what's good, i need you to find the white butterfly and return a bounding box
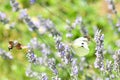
[72,37,89,57]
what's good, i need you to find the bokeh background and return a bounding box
[0,0,120,80]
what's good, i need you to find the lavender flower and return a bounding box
[38,16,54,30]
[19,9,28,19]
[75,16,88,37]
[94,30,104,71]
[24,17,38,31]
[26,64,38,77]
[65,17,82,38]
[105,60,113,73]
[30,0,36,4]
[66,17,82,31]
[26,46,47,66]
[106,0,117,14]
[28,37,51,56]
[19,9,38,31]
[40,43,51,56]
[47,58,58,75]
[0,48,13,59]
[54,35,72,64]
[65,19,73,32]
[26,38,58,77]
[38,16,61,37]
[80,23,88,37]
[40,73,48,80]
[0,12,6,20]
[70,58,78,77]
[113,49,120,72]
[66,32,73,38]
[30,37,40,49]
[72,16,82,28]
[32,18,47,35]
[26,49,37,64]
[26,64,48,80]
[65,16,88,39]
[0,12,9,24]
[10,0,20,12]
[52,76,61,80]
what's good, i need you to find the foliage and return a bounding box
[0,0,120,80]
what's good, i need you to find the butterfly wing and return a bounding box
[72,46,89,57]
[15,43,22,50]
[8,41,14,50]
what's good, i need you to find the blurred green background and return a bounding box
[0,0,120,80]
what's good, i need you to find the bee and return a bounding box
[8,40,22,51]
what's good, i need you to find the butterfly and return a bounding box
[71,37,90,57]
[8,40,22,51]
